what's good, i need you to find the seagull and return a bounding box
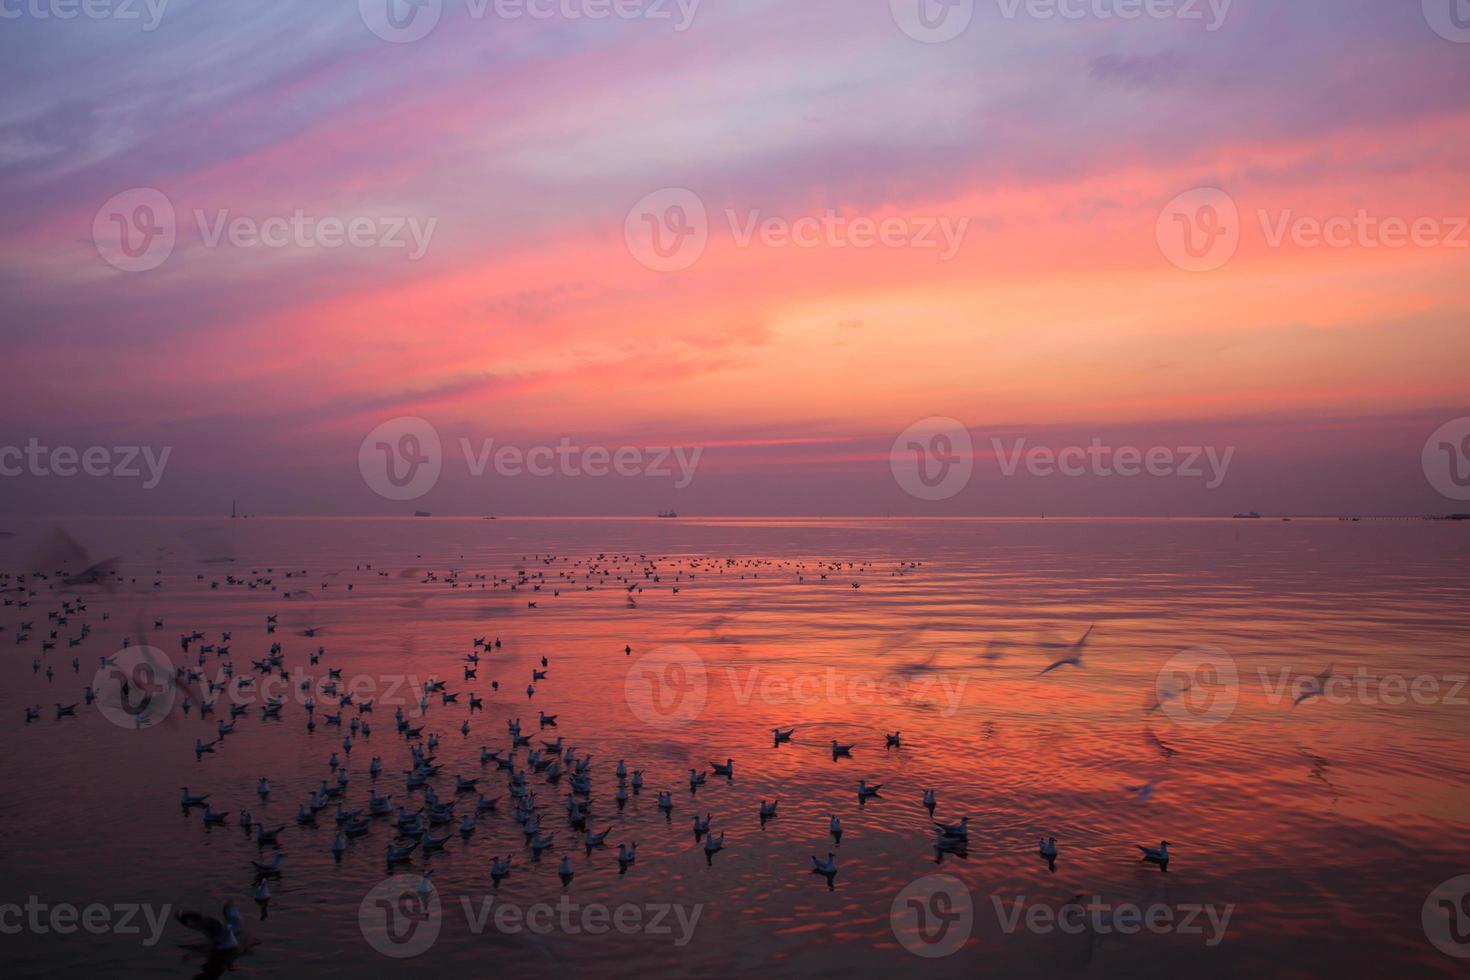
[934,816,968,836]
[1125,780,1160,803]
[558,855,575,887]
[1294,664,1335,707]
[251,854,284,875]
[759,799,778,822]
[922,789,936,815]
[711,758,734,777]
[829,814,842,844]
[1138,840,1170,871]
[885,731,901,749]
[180,787,210,807]
[857,780,882,801]
[772,727,795,745]
[811,852,837,875]
[386,840,419,864]
[979,638,1011,664]
[1038,625,1094,675]
[831,740,854,759]
[1040,835,1058,870]
[175,909,239,952]
[1144,675,1193,714]
[490,855,512,886]
[617,842,637,871]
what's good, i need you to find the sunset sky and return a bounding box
[1,0,1467,516]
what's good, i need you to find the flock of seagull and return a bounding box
[5,533,1178,962]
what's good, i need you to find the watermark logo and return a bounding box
[1423,0,1470,43]
[94,188,176,273]
[0,0,169,30]
[891,0,974,43]
[624,645,707,726]
[991,894,1233,945]
[1257,666,1468,708]
[193,209,437,259]
[727,209,968,259]
[94,645,177,730]
[0,898,171,946]
[996,0,1231,31]
[0,440,172,489]
[360,875,442,958]
[460,437,701,488]
[725,665,967,717]
[1258,210,1468,251]
[992,437,1234,488]
[360,417,443,501]
[625,188,708,272]
[1158,187,1239,272]
[460,896,702,942]
[1424,875,1470,958]
[360,0,442,42]
[1423,417,1470,501]
[626,190,968,269]
[891,875,973,957]
[95,190,437,272]
[1154,645,1239,728]
[891,417,973,501]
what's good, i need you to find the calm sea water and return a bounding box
[1,517,1467,978]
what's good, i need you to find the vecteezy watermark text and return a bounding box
[460,438,701,487]
[0,0,169,29]
[889,418,1236,502]
[359,417,702,501]
[623,645,968,727]
[0,439,170,489]
[890,0,1232,44]
[991,894,1234,946]
[358,0,701,43]
[0,897,171,947]
[460,896,701,944]
[93,188,437,273]
[1158,187,1469,272]
[624,188,970,272]
[359,876,701,958]
[1155,645,1470,729]
[993,438,1233,488]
